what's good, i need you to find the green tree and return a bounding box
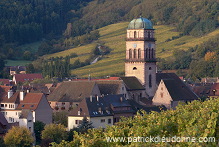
[4,126,34,147]
[34,121,46,145]
[26,63,35,74]
[93,45,101,55]
[42,124,67,144]
[53,111,68,127]
[23,51,32,60]
[77,117,93,133]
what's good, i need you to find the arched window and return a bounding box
[148,32,150,38]
[129,49,132,59]
[148,49,151,59]
[146,48,148,59]
[134,49,137,58]
[138,49,141,59]
[151,48,154,58]
[149,75,152,88]
[134,31,137,38]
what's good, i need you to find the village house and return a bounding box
[13,73,43,85]
[67,94,164,130]
[47,81,101,111]
[103,94,135,123]
[0,86,52,132]
[95,80,129,97]
[68,96,113,130]
[5,66,26,76]
[153,73,199,109]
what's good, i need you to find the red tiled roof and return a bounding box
[0,86,15,103]
[14,74,43,83]
[16,93,44,110]
[71,77,120,81]
[0,79,10,85]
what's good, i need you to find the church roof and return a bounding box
[162,79,198,101]
[156,73,199,101]
[128,17,153,30]
[96,80,123,95]
[120,77,145,90]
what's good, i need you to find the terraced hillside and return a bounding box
[46,22,219,78]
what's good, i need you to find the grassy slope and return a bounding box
[46,22,219,78]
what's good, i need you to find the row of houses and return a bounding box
[0,85,52,134]
[1,73,219,135]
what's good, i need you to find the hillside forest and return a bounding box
[0,0,218,80]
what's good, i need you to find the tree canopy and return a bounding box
[42,124,68,144]
[4,126,34,147]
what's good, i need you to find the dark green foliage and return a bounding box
[26,63,35,74]
[0,0,92,45]
[0,136,6,147]
[93,46,101,55]
[52,98,219,146]
[71,59,81,69]
[52,111,68,127]
[77,117,93,134]
[34,121,46,145]
[42,124,67,144]
[42,56,71,79]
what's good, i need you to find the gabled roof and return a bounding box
[96,80,123,95]
[120,77,145,90]
[156,73,180,85]
[156,73,199,101]
[0,86,20,103]
[14,73,43,83]
[69,97,113,117]
[162,79,198,101]
[16,93,44,110]
[47,81,98,102]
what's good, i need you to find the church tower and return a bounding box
[125,17,157,97]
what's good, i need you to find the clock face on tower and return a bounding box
[132,43,137,48]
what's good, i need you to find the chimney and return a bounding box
[97,96,99,102]
[90,95,92,102]
[20,91,25,101]
[8,90,13,99]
